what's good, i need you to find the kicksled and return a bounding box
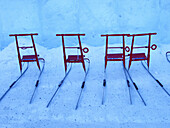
[0,32,169,109]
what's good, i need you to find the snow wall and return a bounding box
[0,0,170,49]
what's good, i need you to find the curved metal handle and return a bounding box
[82,47,89,53]
[166,51,170,63]
[151,44,157,50]
[125,46,130,52]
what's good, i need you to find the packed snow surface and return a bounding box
[0,39,170,127]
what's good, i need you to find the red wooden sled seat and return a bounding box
[67,55,85,62]
[130,53,147,61]
[107,53,124,61]
[22,55,39,62]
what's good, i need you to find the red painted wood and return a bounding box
[78,35,86,72]
[128,33,157,36]
[56,34,85,36]
[62,36,67,72]
[9,33,38,36]
[15,36,22,72]
[101,34,130,37]
[31,35,40,70]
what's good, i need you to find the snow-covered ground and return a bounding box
[0,39,170,128]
